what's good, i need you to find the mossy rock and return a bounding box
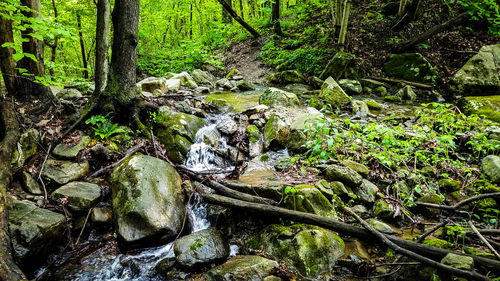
[259,87,300,107]
[309,97,325,109]
[384,53,439,86]
[247,125,261,143]
[417,194,444,217]
[463,246,496,258]
[365,99,383,110]
[438,178,461,191]
[205,255,278,281]
[373,200,395,221]
[384,95,402,102]
[263,114,290,149]
[341,160,369,178]
[283,184,337,219]
[423,239,453,249]
[320,51,356,81]
[457,96,500,123]
[319,77,351,108]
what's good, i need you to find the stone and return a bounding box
[352,100,370,116]
[52,135,90,160]
[191,69,216,87]
[486,126,500,141]
[42,159,89,185]
[11,128,40,172]
[287,109,322,152]
[8,198,66,266]
[438,178,461,191]
[246,224,344,278]
[274,156,292,171]
[172,72,198,89]
[247,125,261,143]
[209,98,235,112]
[281,70,306,84]
[458,96,500,122]
[137,77,167,94]
[319,77,351,108]
[365,99,383,110]
[165,78,181,92]
[226,68,240,79]
[236,80,255,91]
[366,218,397,234]
[441,253,474,271]
[259,87,300,107]
[350,204,369,218]
[310,76,324,89]
[205,255,278,281]
[356,179,379,203]
[338,79,362,95]
[217,117,238,135]
[91,207,113,223]
[265,72,282,84]
[395,85,417,101]
[417,194,444,216]
[196,86,210,94]
[342,160,369,178]
[284,185,336,219]
[314,180,334,199]
[51,182,101,211]
[216,78,234,90]
[374,86,388,96]
[55,88,82,100]
[284,83,312,95]
[242,104,268,116]
[331,181,351,196]
[154,106,204,163]
[384,53,439,86]
[111,155,186,243]
[263,114,290,149]
[202,127,220,147]
[423,239,453,249]
[21,171,43,195]
[174,227,229,269]
[373,200,395,220]
[450,44,500,96]
[360,78,387,89]
[326,164,362,188]
[320,51,356,80]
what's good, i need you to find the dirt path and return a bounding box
[223,37,272,84]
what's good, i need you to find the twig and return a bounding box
[468,221,500,260]
[87,141,144,179]
[38,144,52,203]
[75,208,93,246]
[416,220,449,243]
[416,192,500,211]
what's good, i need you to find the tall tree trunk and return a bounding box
[239,0,244,20]
[190,3,193,39]
[0,6,17,95]
[47,0,58,77]
[271,0,283,36]
[94,0,110,95]
[222,0,232,23]
[338,0,350,51]
[216,0,260,38]
[335,0,343,36]
[77,14,89,79]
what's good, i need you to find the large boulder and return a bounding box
[165,78,181,92]
[319,77,351,108]
[137,77,167,94]
[205,255,278,281]
[286,109,322,152]
[450,44,500,96]
[171,72,198,89]
[246,224,345,278]
[174,227,229,269]
[8,199,66,267]
[259,87,300,107]
[191,69,216,87]
[283,185,337,218]
[441,253,474,271]
[111,155,186,243]
[51,181,101,211]
[356,179,380,203]
[11,128,40,173]
[320,51,356,80]
[384,53,439,86]
[482,155,500,184]
[263,114,290,149]
[42,159,89,185]
[154,106,204,163]
[326,164,363,188]
[281,70,306,84]
[458,95,500,122]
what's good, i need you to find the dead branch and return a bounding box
[468,221,500,260]
[367,76,433,89]
[86,141,144,179]
[416,192,500,211]
[416,220,449,243]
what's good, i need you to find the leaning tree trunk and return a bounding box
[222,0,232,23]
[271,0,283,36]
[94,0,110,95]
[0,4,17,95]
[216,0,260,38]
[77,14,89,79]
[337,0,351,51]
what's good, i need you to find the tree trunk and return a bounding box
[77,14,89,79]
[216,0,260,38]
[222,0,232,23]
[337,0,350,51]
[271,0,283,36]
[239,0,244,20]
[0,100,26,281]
[0,5,17,96]
[94,0,110,95]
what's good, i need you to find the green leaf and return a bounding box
[12,52,24,62]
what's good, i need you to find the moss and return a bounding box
[226,68,239,79]
[384,53,439,86]
[260,154,270,162]
[206,92,261,112]
[463,246,496,258]
[474,198,497,208]
[423,239,453,249]
[365,99,383,110]
[308,97,324,109]
[384,95,402,102]
[374,86,387,97]
[247,125,260,143]
[438,178,461,191]
[458,96,500,122]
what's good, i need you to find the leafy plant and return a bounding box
[85,115,125,141]
[447,0,500,35]
[283,186,305,211]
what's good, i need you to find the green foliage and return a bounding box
[447,0,500,35]
[283,186,305,211]
[85,115,126,141]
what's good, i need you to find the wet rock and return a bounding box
[482,155,500,184]
[384,53,439,86]
[42,159,89,185]
[172,72,198,89]
[339,79,362,95]
[441,253,474,271]
[284,83,312,95]
[450,44,499,96]
[165,78,181,92]
[326,164,362,188]
[191,69,216,87]
[205,255,278,281]
[320,51,356,80]
[21,171,43,195]
[352,100,370,116]
[202,127,220,147]
[209,98,235,113]
[137,77,167,94]
[263,114,290,149]
[51,181,101,211]
[8,198,66,266]
[259,87,300,107]
[11,128,40,173]
[341,160,369,178]
[91,207,113,223]
[458,95,500,122]
[217,117,238,135]
[366,218,397,234]
[319,77,351,108]
[365,99,383,110]
[52,135,90,160]
[284,185,336,219]
[274,156,292,171]
[394,85,417,101]
[236,80,255,91]
[111,155,186,243]
[216,78,234,90]
[242,104,268,116]
[246,224,344,278]
[356,179,379,203]
[373,200,395,221]
[174,227,229,269]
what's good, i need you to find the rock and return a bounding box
[205,255,278,281]
[320,51,356,80]
[51,182,101,211]
[384,53,439,86]
[308,97,325,109]
[172,72,198,89]
[458,96,500,122]
[246,224,344,278]
[287,109,322,152]
[265,72,282,84]
[360,78,387,89]
[331,181,351,196]
[284,83,312,95]
[281,70,306,84]
[365,99,383,110]
[341,160,369,178]
[394,85,417,101]
[438,178,461,191]
[236,80,255,91]
[284,185,336,218]
[423,239,453,249]
[226,68,240,79]
[247,125,261,143]
[216,78,234,90]
[350,204,370,217]
[91,207,113,223]
[263,114,290,149]
[55,88,82,100]
[217,117,238,135]
[52,135,90,160]
[373,200,395,221]
[196,86,210,94]
[259,87,300,107]
[314,180,334,199]
[366,218,397,234]
[42,159,89,185]
[319,77,351,108]
[450,44,500,96]
[356,179,379,203]
[242,104,268,116]
[191,69,216,87]
[339,79,362,95]
[209,98,235,112]
[175,100,192,114]
[154,106,204,163]
[247,126,263,158]
[326,164,362,188]
[21,171,43,195]
[137,77,167,94]
[486,126,500,141]
[202,127,220,147]
[274,156,292,171]
[441,253,474,271]
[165,78,181,92]
[8,198,66,266]
[111,155,186,243]
[11,128,40,172]
[374,86,388,96]
[174,227,229,269]
[352,100,370,116]
[417,194,444,216]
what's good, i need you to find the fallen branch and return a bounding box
[86,141,144,179]
[468,221,500,260]
[367,76,433,89]
[416,220,449,243]
[215,0,260,38]
[416,192,500,211]
[200,192,500,274]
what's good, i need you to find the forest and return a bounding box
[0,0,499,280]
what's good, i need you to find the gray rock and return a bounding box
[91,207,113,223]
[209,99,235,113]
[165,78,181,92]
[112,155,186,243]
[137,77,167,94]
[205,255,278,281]
[330,181,351,196]
[352,100,370,116]
[236,80,255,91]
[395,85,417,101]
[42,159,89,185]
[217,117,238,135]
[259,87,300,107]
[191,69,216,87]
[373,200,395,221]
[21,171,43,195]
[482,155,500,184]
[196,86,210,94]
[51,181,101,211]
[172,72,198,89]
[356,179,379,203]
[342,160,369,178]
[55,88,82,100]
[284,185,336,218]
[11,128,40,173]
[366,218,397,234]
[384,53,439,86]
[263,114,290,149]
[326,164,362,188]
[174,227,229,269]
[350,204,370,218]
[52,136,90,160]
[274,156,292,171]
[202,127,220,147]
[284,83,312,95]
[242,104,268,116]
[320,51,356,81]
[339,79,362,95]
[319,77,351,108]
[216,78,234,90]
[441,253,474,271]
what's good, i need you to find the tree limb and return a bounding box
[416,192,500,211]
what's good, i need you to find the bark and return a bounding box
[94,0,111,95]
[0,5,17,95]
[337,0,350,51]
[271,0,283,36]
[216,0,260,38]
[77,14,89,79]
[0,100,27,281]
[222,0,232,23]
[239,0,244,20]
[47,0,58,76]
[201,193,500,274]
